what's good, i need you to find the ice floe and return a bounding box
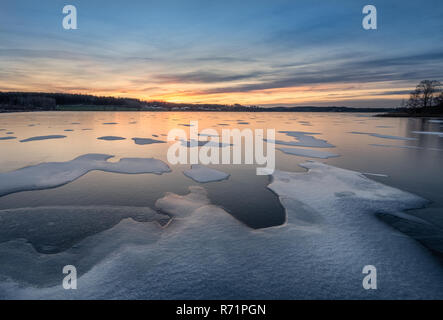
[370,144,443,151]
[0,154,170,197]
[180,139,231,148]
[278,147,340,159]
[361,172,388,177]
[132,138,165,145]
[350,132,416,141]
[20,135,67,143]
[97,136,126,141]
[183,165,230,183]
[198,133,218,138]
[278,131,335,148]
[412,131,443,137]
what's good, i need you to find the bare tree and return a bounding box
[437,92,443,107]
[407,80,442,108]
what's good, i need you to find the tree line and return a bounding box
[0,92,146,110]
[404,80,443,111]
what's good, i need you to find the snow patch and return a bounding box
[0,154,170,197]
[20,135,67,143]
[132,138,165,145]
[412,131,443,137]
[278,147,340,159]
[349,132,416,141]
[183,165,230,183]
[278,131,335,148]
[97,136,126,141]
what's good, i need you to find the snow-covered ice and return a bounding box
[278,131,335,148]
[349,132,417,141]
[361,172,388,177]
[0,154,171,197]
[97,136,126,141]
[412,131,443,137]
[180,139,231,148]
[198,133,218,138]
[20,135,67,143]
[132,138,165,145]
[278,147,340,159]
[183,165,230,183]
[370,144,443,151]
[1,163,442,299]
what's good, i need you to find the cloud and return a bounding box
[195,50,443,94]
[155,70,264,83]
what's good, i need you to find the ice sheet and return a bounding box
[370,144,443,151]
[0,163,442,300]
[278,147,340,158]
[20,135,67,143]
[278,131,335,148]
[97,136,126,141]
[183,165,230,183]
[0,154,171,197]
[132,138,165,145]
[412,131,443,137]
[349,132,416,141]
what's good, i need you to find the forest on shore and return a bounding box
[0,91,394,113]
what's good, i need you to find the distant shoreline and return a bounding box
[0,91,396,113]
[0,107,394,114]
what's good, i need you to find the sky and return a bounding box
[0,0,442,107]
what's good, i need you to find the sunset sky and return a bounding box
[1,0,442,107]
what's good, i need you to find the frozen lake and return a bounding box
[0,111,442,299]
